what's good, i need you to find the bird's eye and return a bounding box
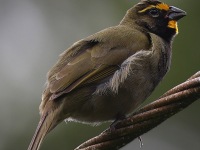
[149,9,160,17]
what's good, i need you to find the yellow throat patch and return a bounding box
[168,20,178,33]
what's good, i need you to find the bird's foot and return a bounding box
[109,114,126,132]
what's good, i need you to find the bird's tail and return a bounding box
[28,112,57,150]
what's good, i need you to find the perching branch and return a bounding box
[75,71,200,150]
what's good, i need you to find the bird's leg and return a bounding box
[109,114,126,132]
[101,114,126,134]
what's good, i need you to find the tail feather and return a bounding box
[28,113,51,150]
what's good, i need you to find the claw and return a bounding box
[109,114,126,131]
[138,136,144,148]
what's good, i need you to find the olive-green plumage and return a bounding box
[28,0,186,150]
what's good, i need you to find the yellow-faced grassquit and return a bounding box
[28,0,186,149]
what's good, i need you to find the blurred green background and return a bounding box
[0,0,199,150]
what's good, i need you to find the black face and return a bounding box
[121,0,186,42]
[131,0,186,42]
[137,6,176,41]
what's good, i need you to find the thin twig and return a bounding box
[75,71,200,150]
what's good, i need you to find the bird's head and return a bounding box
[121,0,186,41]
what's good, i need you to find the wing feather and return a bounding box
[40,25,150,110]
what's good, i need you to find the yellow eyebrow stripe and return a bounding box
[156,3,169,11]
[139,3,170,13]
[139,5,155,13]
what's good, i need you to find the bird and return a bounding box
[28,0,186,149]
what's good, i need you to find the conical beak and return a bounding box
[167,6,187,21]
